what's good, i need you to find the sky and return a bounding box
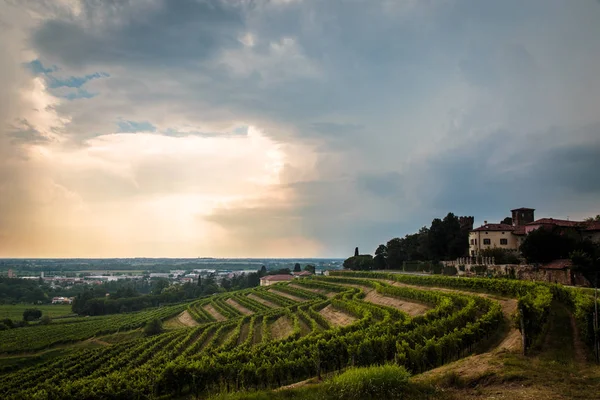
[1,0,599,258]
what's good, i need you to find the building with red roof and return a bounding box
[259,274,294,287]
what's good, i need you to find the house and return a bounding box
[51,296,74,304]
[469,207,534,256]
[525,218,581,234]
[536,259,590,286]
[583,221,600,243]
[259,274,294,286]
[469,207,600,257]
[293,271,313,278]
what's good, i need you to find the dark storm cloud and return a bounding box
[32,0,245,68]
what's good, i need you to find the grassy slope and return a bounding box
[212,301,600,400]
[0,304,74,320]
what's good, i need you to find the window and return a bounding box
[470,239,474,245]
[483,239,491,245]
[474,239,477,245]
[500,239,508,245]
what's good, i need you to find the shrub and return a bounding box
[443,265,458,276]
[144,318,163,336]
[40,315,52,325]
[23,309,42,321]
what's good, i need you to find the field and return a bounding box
[0,272,599,399]
[0,304,74,321]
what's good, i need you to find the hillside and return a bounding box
[0,272,599,399]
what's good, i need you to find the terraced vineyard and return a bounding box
[0,272,598,399]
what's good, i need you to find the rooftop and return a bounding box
[584,221,600,231]
[511,207,535,212]
[527,218,582,227]
[472,223,515,232]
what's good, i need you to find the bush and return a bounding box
[40,315,52,325]
[23,309,42,321]
[443,265,457,276]
[431,263,442,274]
[144,318,163,336]
[325,365,411,400]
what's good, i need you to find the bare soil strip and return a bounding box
[298,316,312,336]
[386,279,520,352]
[330,282,428,316]
[203,304,227,321]
[319,304,356,327]
[289,284,336,298]
[248,293,277,308]
[365,290,429,316]
[177,310,200,327]
[270,316,294,340]
[225,298,254,315]
[237,321,250,345]
[269,289,304,302]
[252,317,263,345]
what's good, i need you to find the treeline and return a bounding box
[0,278,47,304]
[73,273,261,316]
[345,212,470,270]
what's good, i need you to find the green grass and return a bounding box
[211,365,434,400]
[0,304,74,321]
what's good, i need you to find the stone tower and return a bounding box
[511,208,535,226]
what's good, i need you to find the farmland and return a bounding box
[0,304,74,321]
[0,272,599,399]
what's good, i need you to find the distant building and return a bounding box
[7,269,15,278]
[259,274,294,286]
[51,296,74,304]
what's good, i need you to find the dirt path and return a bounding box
[319,304,356,327]
[270,316,294,340]
[248,293,277,308]
[289,284,336,298]
[269,289,304,302]
[568,307,588,364]
[225,298,254,315]
[203,304,227,321]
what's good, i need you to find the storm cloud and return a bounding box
[1,0,599,257]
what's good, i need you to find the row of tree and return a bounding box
[345,213,470,270]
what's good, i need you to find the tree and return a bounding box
[584,215,600,222]
[373,244,387,270]
[386,238,405,269]
[259,266,267,277]
[501,217,513,225]
[304,264,316,274]
[343,255,374,271]
[23,309,42,321]
[144,318,163,336]
[40,315,52,325]
[480,248,520,264]
[520,227,578,263]
[294,263,302,273]
[151,279,170,295]
[354,247,359,257]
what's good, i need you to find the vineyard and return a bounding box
[0,272,598,399]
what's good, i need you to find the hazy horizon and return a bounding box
[1,1,599,258]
